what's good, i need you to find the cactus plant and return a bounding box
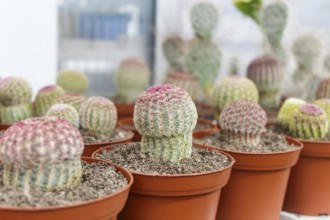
[219,99,267,148]
[56,69,89,94]
[79,96,117,141]
[53,93,87,111]
[0,103,33,124]
[314,98,330,133]
[46,103,79,128]
[0,76,32,106]
[34,85,65,116]
[115,57,150,104]
[277,97,306,127]
[0,116,83,191]
[211,76,259,117]
[289,104,328,139]
[247,54,284,109]
[315,77,330,99]
[162,35,186,71]
[134,84,197,162]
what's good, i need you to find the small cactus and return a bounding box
[34,85,65,116]
[0,103,33,124]
[0,76,32,106]
[162,35,186,71]
[315,77,330,100]
[134,84,197,162]
[289,104,328,139]
[0,116,84,191]
[56,69,89,94]
[115,57,150,104]
[277,97,306,127]
[211,76,259,117]
[247,54,284,109]
[315,98,330,133]
[53,93,87,111]
[219,100,267,148]
[46,103,79,128]
[79,96,117,141]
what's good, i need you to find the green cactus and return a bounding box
[0,116,83,191]
[115,57,150,104]
[134,84,197,162]
[211,76,259,117]
[53,93,87,111]
[0,76,32,106]
[34,85,65,116]
[46,103,79,128]
[56,69,89,94]
[315,77,330,100]
[162,35,186,71]
[0,103,33,124]
[289,104,328,139]
[219,99,267,148]
[277,97,306,127]
[315,98,330,133]
[247,54,284,110]
[79,96,117,141]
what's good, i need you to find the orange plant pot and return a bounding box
[114,102,135,120]
[0,157,133,220]
[283,139,330,216]
[92,143,235,220]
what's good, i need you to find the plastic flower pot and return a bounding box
[114,102,135,120]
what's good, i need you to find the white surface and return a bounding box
[281,212,330,220]
[0,0,57,97]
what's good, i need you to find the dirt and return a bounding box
[81,127,131,144]
[95,142,232,175]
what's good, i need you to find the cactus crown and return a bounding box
[56,69,89,94]
[53,93,87,111]
[34,85,65,116]
[315,77,330,100]
[277,97,306,127]
[134,84,197,162]
[46,103,79,128]
[219,99,267,148]
[162,35,186,70]
[0,76,32,106]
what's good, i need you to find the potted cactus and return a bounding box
[0,116,133,220]
[34,85,65,116]
[46,103,79,128]
[56,69,89,95]
[93,85,235,220]
[194,99,302,220]
[52,93,87,111]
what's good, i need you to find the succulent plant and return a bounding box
[247,54,284,109]
[115,57,150,104]
[46,103,79,128]
[0,76,32,106]
[315,98,330,132]
[56,69,89,95]
[229,56,239,76]
[53,93,87,111]
[0,116,84,191]
[34,85,65,116]
[289,104,328,139]
[0,103,33,124]
[134,84,197,162]
[211,76,259,117]
[277,97,306,127]
[315,77,330,100]
[162,35,186,71]
[219,99,267,148]
[79,96,117,141]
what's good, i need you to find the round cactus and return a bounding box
[211,76,259,117]
[289,104,328,139]
[79,96,117,141]
[46,103,79,128]
[56,69,89,94]
[0,116,84,190]
[219,100,267,148]
[0,103,33,124]
[190,2,218,39]
[186,39,221,94]
[53,93,87,111]
[162,35,186,70]
[315,77,330,100]
[315,98,330,132]
[247,54,284,109]
[277,97,306,127]
[0,76,32,106]
[115,57,150,104]
[134,84,198,162]
[34,85,65,116]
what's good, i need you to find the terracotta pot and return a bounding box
[195,102,214,120]
[0,123,11,131]
[83,128,134,157]
[283,139,330,216]
[0,157,133,220]
[114,102,135,120]
[193,130,303,220]
[92,143,235,220]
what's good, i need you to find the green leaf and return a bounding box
[233,0,262,24]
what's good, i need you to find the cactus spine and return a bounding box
[46,103,79,128]
[277,97,306,127]
[134,85,197,162]
[34,85,65,116]
[56,69,89,95]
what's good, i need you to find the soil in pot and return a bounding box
[93,143,235,220]
[0,157,133,220]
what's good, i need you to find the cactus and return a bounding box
[315,77,330,99]
[0,116,83,191]
[115,57,150,104]
[211,76,259,117]
[53,93,87,111]
[289,104,328,139]
[277,97,306,127]
[219,99,267,148]
[46,103,79,128]
[247,54,284,109]
[0,103,33,124]
[229,56,239,76]
[0,76,32,106]
[162,35,186,71]
[34,85,65,116]
[79,96,117,141]
[56,69,89,94]
[315,98,330,133]
[134,84,197,162]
